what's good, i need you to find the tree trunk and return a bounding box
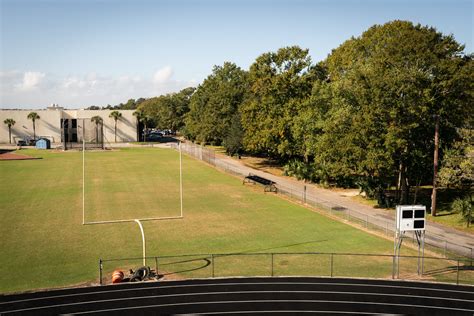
[399,163,409,204]
[114,121,117,143]
[33,121,36,140]
[396,162,403,202]
[431,115,440,216]
[413,177,422,204]
[8,127,11,144]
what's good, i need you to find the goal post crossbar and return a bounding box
[83,215,184,225]
[82,139,184,225]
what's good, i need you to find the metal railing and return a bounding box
[171,142,474,261]
[99,251,473,286]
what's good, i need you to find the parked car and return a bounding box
[146,133,162,141]
[17,140,27,146]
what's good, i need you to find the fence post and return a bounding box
[99,259,103,286]
[392,255,395,279]
[271,253,274,277]
[330,254,334,277]
[211,254,215,278]
[304,185,306,204]
[457,259,460,285]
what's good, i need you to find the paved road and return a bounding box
[206,149,474,259]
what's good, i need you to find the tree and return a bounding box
[223,113,244,157]
[186,63,248,144]
[314,20,472,201]
[133,109,153,142]
[133,110,143,141]
[90,116,103,145]
[109,111,122,143]
[438,129,473,225]
[27,112,40,140]
[138,87,194,134]
[240,46,318,159]
[451,197,473,227]
[3,118,15,144]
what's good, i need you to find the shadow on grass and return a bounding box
[157,240,328,277]
[232,239,330,255]
[423,264,473,276]
[159,257,211,276]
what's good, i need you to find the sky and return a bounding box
[0,0,472,109]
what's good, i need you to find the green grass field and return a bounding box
[0,147,470,293]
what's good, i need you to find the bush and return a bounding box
[451,196,473,227]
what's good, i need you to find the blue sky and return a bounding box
[1,0,472,108]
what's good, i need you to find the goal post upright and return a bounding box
[82,138,85,225]
[180,140,183,218]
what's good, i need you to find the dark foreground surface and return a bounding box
[1,277,473,315]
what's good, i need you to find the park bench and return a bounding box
[243,173,278,193]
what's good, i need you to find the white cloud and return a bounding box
[152,66,173,84]
[0,68,197,109]
[16,71,45,90]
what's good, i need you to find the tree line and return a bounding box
[120,21,474,217]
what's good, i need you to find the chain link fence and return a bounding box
[172,142,473,261]
[99,252,473,286]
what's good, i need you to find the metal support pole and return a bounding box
[304,185,306,204]
[155,257,158,276]
[135,219,146,266]
[211,254,215,278]
[271,253,274,277]
[457,259,460,285]
[330,254,334,277]
[421,232,425,276]
[392,255,395,279]
[99,259,103,286]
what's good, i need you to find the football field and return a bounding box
[0,147,470,293]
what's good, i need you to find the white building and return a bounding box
[0,106,137,144]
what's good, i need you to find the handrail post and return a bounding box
[457,259,460,285]
[99,259,103,286]
[271,253,274,277]
[392,255,395,279]
[330,253,334,277]
[155,257,159,277]
[211,254,215,278]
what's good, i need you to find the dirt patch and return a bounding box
[0,151,41,161]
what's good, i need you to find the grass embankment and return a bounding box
[0,148,470,293]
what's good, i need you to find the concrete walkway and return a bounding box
[209,150,474,259]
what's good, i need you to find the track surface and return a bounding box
[1,277,473,315]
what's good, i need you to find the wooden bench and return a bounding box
[243,173,278,193]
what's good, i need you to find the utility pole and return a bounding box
[431,115,439,216]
